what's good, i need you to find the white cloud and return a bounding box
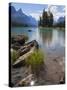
[53,12,65,22]
[30,13,39,20]
[62,7,65,12]
[29,11,42,21]
[49,6,58,13]
[37,10,43,14]
[27,5,65,22]
[48,5,65,22]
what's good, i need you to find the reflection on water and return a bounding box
[39,28,53,49]
[39,28,65,51]
[11,27,65,52]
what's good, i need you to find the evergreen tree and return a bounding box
[39,16,42,26]
[42,9,48,27]
[48,12,53,27]
[39,8,54,27]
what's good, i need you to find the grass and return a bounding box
[26,49,45,75]
[11,49,20,63]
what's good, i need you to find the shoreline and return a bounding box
[11,32,65,86]
[11,42,65,86]
[38,26,65,30]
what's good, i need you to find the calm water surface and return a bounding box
[11,27,65,53]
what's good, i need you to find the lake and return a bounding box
[11,27,65,86]
[11,27,65,54]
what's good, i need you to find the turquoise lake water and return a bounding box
[11,27,65,53]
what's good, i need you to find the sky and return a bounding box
[11,3,65,22]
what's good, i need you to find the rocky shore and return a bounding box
[11,35,65,87]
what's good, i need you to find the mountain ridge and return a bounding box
[10,5,38,27]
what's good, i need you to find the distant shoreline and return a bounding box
[38,26,65,30]
[11,25,65,30]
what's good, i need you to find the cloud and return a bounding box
[62,7,65,12]
[27,5,65,22]
[48,5,65,21]
[29,10,42,21]
[37,10,43,14]
[30,13,40,21]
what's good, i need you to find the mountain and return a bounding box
[10,5,16,14]
[10,6,37,27]
[53,16,65,27]
[58,17,65,23]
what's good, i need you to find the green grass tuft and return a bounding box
[11,49,20,63]
[26,49,45,74]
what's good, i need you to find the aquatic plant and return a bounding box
[11,49,20,63]
[26,49,45,75]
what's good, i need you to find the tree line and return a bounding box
[38,9,65,27]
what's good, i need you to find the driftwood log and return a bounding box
[13,47,36,68]
[15,74,33,86]
[12,40,39,68]
[17,40,39,56]
[11,35,39,50]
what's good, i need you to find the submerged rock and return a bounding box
[28,30,32,32]
[11,35,28,50]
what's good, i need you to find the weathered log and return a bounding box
[15,74,33,86]
[17,40,39,56]
[12,40,39,68]
[11,39,39,51]
[24,40,39,49]
[18,47,30,56]
[19,40,38,50]
[13,47,36,68]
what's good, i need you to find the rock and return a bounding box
[11,43,21,50]
[28,30,32,32]
[11,35,39,51]
[11,35,28,49]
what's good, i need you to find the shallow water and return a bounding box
[11,27,65,53]
[11,27,65,86]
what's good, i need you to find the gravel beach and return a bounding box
[11,46,65,86]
